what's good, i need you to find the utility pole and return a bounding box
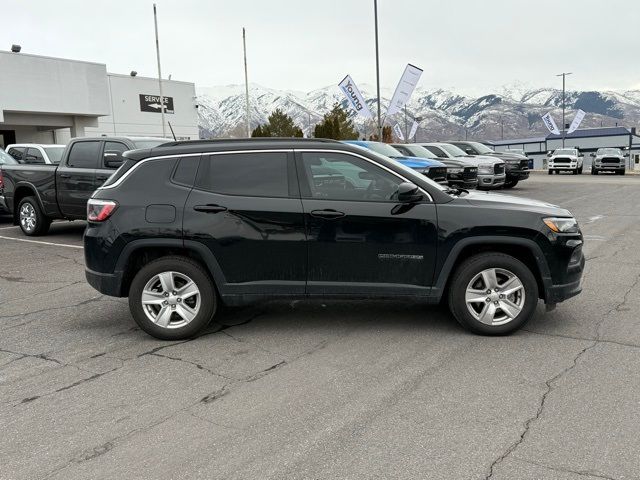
[556,72,572,147]
[243,28,251,137]
[374,0,382,141]
[153,4,166,138]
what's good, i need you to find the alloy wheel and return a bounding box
[464,268,526,326]
[141,271,201,329]
[19,203,36,233]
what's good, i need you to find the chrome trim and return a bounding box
[97,149,294,190]
[294,148,434,202]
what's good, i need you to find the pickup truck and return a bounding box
[1,136,170,235]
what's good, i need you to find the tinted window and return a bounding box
[196,152,289,198]
[68,141,101,168]
[300,152,402,202]
[172,156,200,186]
[103,142,129,168]
[24,148,45,164]
[8,147,25,162]
[424,145,446,158]
[44,147,64,164]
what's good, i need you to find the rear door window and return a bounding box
[8,147,25,162]
[24,148,45,164]
[195,152,290,198]
[67,141,101,168]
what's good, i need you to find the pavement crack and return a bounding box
[0,348,64,367]
[514,457,620,480]
[147,351,236,380]
[0,295,105,325]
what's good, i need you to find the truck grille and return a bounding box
[520,159,529,169]
[601,157,620,164]
[494,164,505,174]
[553,157,571,164]
[427,167,447,182]
[462,167,478,180]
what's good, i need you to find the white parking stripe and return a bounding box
[0,235,83,249]
[0,225,19,230]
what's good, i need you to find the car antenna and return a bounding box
[167,121,177,141]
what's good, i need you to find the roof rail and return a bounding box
[158,137,342,147]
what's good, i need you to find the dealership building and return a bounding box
[0,49,199,148]
[485,126,640,170]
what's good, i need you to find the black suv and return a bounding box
[85,139,584,340]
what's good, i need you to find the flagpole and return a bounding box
[556,72,572,147]
[374,0,382,141]
[243,28,251,138]
[153,4,166,138]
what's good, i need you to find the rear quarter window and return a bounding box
[172,156,200,186]
[100,159,137,188]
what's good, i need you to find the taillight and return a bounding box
[87,199,118,222]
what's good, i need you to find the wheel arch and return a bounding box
[12,183,45,224]
[433,237,552,302]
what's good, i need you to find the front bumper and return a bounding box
[477,173,506,188]
[545,241,585,304]
[448,178,478,189]
[506,169,530,180]
[86,267,124,297]
[594,163,624,170]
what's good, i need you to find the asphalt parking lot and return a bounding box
[1,173,639,480]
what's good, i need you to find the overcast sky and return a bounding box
[2,0,638,94]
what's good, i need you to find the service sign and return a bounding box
[139,94,174,114]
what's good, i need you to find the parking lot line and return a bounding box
[0,235,83,249]
[0,225,19,230]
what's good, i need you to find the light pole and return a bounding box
[153,4,166,138]
[374,0,382,141]
[243,28,250,138]
[556,72,572,147]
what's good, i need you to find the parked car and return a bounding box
[450,141,530,188]
[84,138,584,340]
[1,136,171,235]
[6,144,66,165]
[391,143,478,189]
[590,147,627,175]
[419,142,506,190]
[547,148,584,175]
[343,141,448,184]
[0,147,19,213]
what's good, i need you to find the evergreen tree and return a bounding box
[251,109,303,137]
[313,103,359,140]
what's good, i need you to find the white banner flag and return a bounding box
[338,75,373,119]
[387,64,423,116]
[393,123,405,141]
[541,112,561,135]
[408,120,419,139]
[567,109,586,134]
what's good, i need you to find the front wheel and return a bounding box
[578,166,583,174]
[17,196,51,236]
[548,169,553,175]
[447,253,539,335]
[128,256,219,340]
[503,179,519,189]
[591,169,598,175]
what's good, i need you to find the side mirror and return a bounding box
[624,152,630,157]
[397,182,422,203]
[104,151,124,169]
[465,148,474,155]
[547,151,552,157]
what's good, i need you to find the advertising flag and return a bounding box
[409,120,419,139]
[393,123,405,141]
[567,109,586,134]
[387,64,423,116]
[541,112,561,135]
[338,75,373,119]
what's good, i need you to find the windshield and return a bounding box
[439,143,468,157]
[403,145,438,159]
[44,146,65,164]
[365,142,404,157]
[597,148,621,155]
[554,149,577,155]
[133,139,171,149]
[0,148,18,165]
[466,142,494,154]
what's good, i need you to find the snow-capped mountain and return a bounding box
[197,82,640,141]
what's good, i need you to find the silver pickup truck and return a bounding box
[590,148,628,175]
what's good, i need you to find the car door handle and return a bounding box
[193,204,227,213]
[310,209,346,219]
[59,174,71,178]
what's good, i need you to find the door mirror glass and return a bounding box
[396,182,422,203]
[104,151,124,169]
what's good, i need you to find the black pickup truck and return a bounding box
[1,136,169,235]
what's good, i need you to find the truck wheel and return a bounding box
[548,170,553,175]
[503,179,519,189]
[128,256,220,340]
[591,169,598,175]
[447,253,539,335]
[618,170,626,176]
[578,166,583,174]
[17,196,51,236]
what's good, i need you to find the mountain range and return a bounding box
[196,82,640,142]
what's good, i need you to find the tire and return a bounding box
[447,253,539,335]
[572,169,578,175]
[548,170,553,175]
[578,166,583,174]
[17,196,51,236]
[618,170,626,176]
[128,256,219,340]
[591,169,598,175]
[503,179,518,189]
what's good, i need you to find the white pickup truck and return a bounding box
[547,148,584,175]
[590,147,627,175]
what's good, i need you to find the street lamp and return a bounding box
[556,72,572,147]
[373,0,382,141]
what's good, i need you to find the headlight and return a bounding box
[448,167,463,174]
[417,168,430,174]
[543,217,579,233]
[478,163,493,174]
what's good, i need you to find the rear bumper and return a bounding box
[85,267,124,297]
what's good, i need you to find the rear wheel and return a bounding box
[17,196,51,236]
[448,253,538,335]
[128,256,219,340]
